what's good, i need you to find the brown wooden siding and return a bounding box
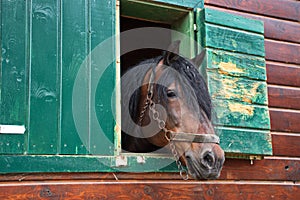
[0,180,299,200]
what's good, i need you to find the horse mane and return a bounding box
[121,53,212,152]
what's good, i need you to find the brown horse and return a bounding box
[121,41,225,180]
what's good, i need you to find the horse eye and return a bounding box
[167,90,177,98]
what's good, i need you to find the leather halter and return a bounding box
[142,61,220,145]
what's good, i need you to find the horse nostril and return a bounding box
[202,152,215,168]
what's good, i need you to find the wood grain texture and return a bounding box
[206,49,266,81]
[1,157,299,181]
[266,62,300,87]
[217,127,272,155]
[199,7,264,33]
[270,109,300,133]
[265,39,300,64]
[268,85,300,110]
[204,24,265,57]
[121,0,191,24]
[205,5,300,43]
[90,0,116,155]
[0,180,299,199]
[29,0,60,154]
[221,157,300,181]
[0,155,180,174]
[153,0,203,8]
[213,99,270,130]
[208,72,268,105]
[272,133,300,157]
[61,0,89,155]
[0,0,27,154]
[205,0,300,22]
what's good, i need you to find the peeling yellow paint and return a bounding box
[218,62,244,74]
[249,82,260,97]
[242,82,260,103]
[228,102,254,116]
[242,97,252,103]
[221,77,240,99]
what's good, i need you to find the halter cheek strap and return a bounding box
[169,132,220,144]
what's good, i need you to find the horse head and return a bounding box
[122,41,225,180]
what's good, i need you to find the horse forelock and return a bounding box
[156,56,212,121]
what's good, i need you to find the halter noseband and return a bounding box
[141,61,220,145]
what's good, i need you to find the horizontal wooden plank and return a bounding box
[217,127,272,155]
[265,39,300,64]
[272,133,300,157]
[205,5,300,43]
[0,155,180,174]
[153,0,203,8]
[201,23,265,57]
[205,0,300,22]
[266,62,300,87]
[221,157,300,181]
[1,157,300,181]
[208,72,268,105]
[270,108,300,132]
[198,7,264,33]
[121,0,190,24]
[0,180,299,199]
[206,49,266,81]
[213,100,270,130]
[268,85,300,110]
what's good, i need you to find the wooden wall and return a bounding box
[0,0,299,199]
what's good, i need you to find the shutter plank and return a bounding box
[206,49,266,81]
[217,127,272,155]
[208,72,268,105]
[60,0,89,155]
[28,0,60,154]
[213,100,270,130]
[90,0,116,155]
[0,0,27,154]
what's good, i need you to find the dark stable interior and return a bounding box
[120,16,171,72]
[120,17,171,151]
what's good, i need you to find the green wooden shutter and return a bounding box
[195,8,272,158]
[0,0,116,156]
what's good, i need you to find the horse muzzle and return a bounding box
[184,146,225,180]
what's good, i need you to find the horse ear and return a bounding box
[191,49,206,67]
[163,40,180,65]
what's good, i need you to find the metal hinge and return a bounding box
[249,155,262,165]
[0,125,26,134]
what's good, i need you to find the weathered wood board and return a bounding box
[213,100,270,130]
[208,72,268,105]
[0,180,299,200]
[216,127,272,155]
[0,0,27,154]
[206,49,266,81]
[121,0,191,24]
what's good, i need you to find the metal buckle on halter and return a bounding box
[170,132,220,144]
